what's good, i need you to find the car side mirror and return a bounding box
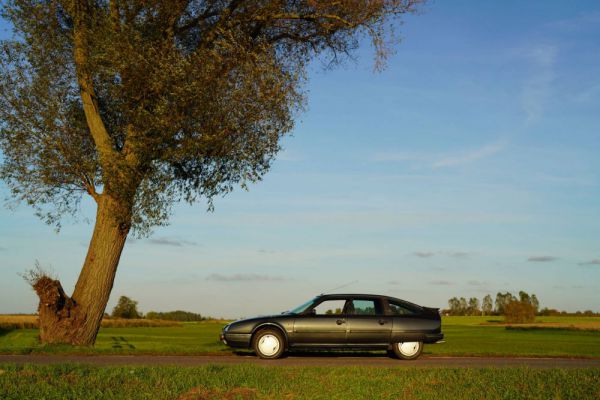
[310,309,316,315]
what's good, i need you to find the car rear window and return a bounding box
[388,300,421,315]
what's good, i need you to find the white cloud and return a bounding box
[432,141,506,168]
[206,273,288,282]
[521,44,558,124]
[373,140,507,169]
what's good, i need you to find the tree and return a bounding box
[0,1,422,345]
[448,297,460,316]
[459,297,468,316]
[467,297,480,316]
[495,292,516,315]
[111,296,141,319]
[482,294,493,316]
[531,294,539,314]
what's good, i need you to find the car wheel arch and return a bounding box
[251,323,288,348]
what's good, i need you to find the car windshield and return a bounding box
[286,297,318,314]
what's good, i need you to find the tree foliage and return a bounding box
[0,0,422,235]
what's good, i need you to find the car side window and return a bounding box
[349,299,383,315]
[312,300,346,315]
[388,300,419,316]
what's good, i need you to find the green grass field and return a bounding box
[1,317,599,358]
[1,364,599,400]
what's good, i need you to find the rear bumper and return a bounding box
[424,333,444,344]
[220,332,252,348]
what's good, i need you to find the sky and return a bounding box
[1,1,599,318]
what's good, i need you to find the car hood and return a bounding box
[230,314,283,325]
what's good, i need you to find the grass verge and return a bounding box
[1,318,599,358]
[0,363,599,399]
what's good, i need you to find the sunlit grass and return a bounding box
[0,363,598,400]
[1,317,599,358]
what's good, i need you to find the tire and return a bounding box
[252,328,285,359]
[392,341,423,360]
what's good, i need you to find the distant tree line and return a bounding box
[445,291,541,323]
[145,311,204,322]
[108,296,208,321]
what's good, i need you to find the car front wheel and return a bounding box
[392,341,423,360]
[252,328,285,359]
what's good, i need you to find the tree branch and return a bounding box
[72,1,119,168]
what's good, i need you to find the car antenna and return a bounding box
[321,280,358,295]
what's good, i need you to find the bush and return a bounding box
[504,300,536,324]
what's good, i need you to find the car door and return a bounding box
[291,299,348,345]
[388,299,430,342]
[346,298,392,344]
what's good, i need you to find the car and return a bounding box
[220,293,444,360]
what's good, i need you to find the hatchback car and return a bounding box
[220,293,443,360]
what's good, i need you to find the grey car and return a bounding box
[220,293,444,360]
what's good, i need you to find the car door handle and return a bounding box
[378,319,387,325]
[336,319,346,325]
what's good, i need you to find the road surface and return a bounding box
[1,354,599,368]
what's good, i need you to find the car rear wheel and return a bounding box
[252,328,285,359]
[392,341,423,360]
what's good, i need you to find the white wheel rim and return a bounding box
[258,334,280,357]
[398,342,420,357]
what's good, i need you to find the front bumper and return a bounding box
[220,332,252,348]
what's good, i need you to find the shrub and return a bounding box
[504,300,536,324]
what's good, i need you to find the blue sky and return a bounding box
[1,1,599,318]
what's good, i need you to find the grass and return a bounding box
[1,317,599,358]
[0,322,229,355]
[0,363,598,399]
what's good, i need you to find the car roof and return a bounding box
[319,293,397,301]
[317,293,424,309]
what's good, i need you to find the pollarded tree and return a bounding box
[0,0,422,345]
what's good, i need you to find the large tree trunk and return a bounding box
[34,196,130,345]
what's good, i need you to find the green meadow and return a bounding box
[1,317,599,358]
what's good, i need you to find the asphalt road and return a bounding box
[1,354,599,368]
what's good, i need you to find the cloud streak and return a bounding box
[413,251,435,258]
[521,44,557,123]
[412,251,470,258]
[527,256,558,262]
[578,259,600,266]
[206,273,288,282]
[147,237,198,247]
[429,280,454,286]
[432,142,505,169]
